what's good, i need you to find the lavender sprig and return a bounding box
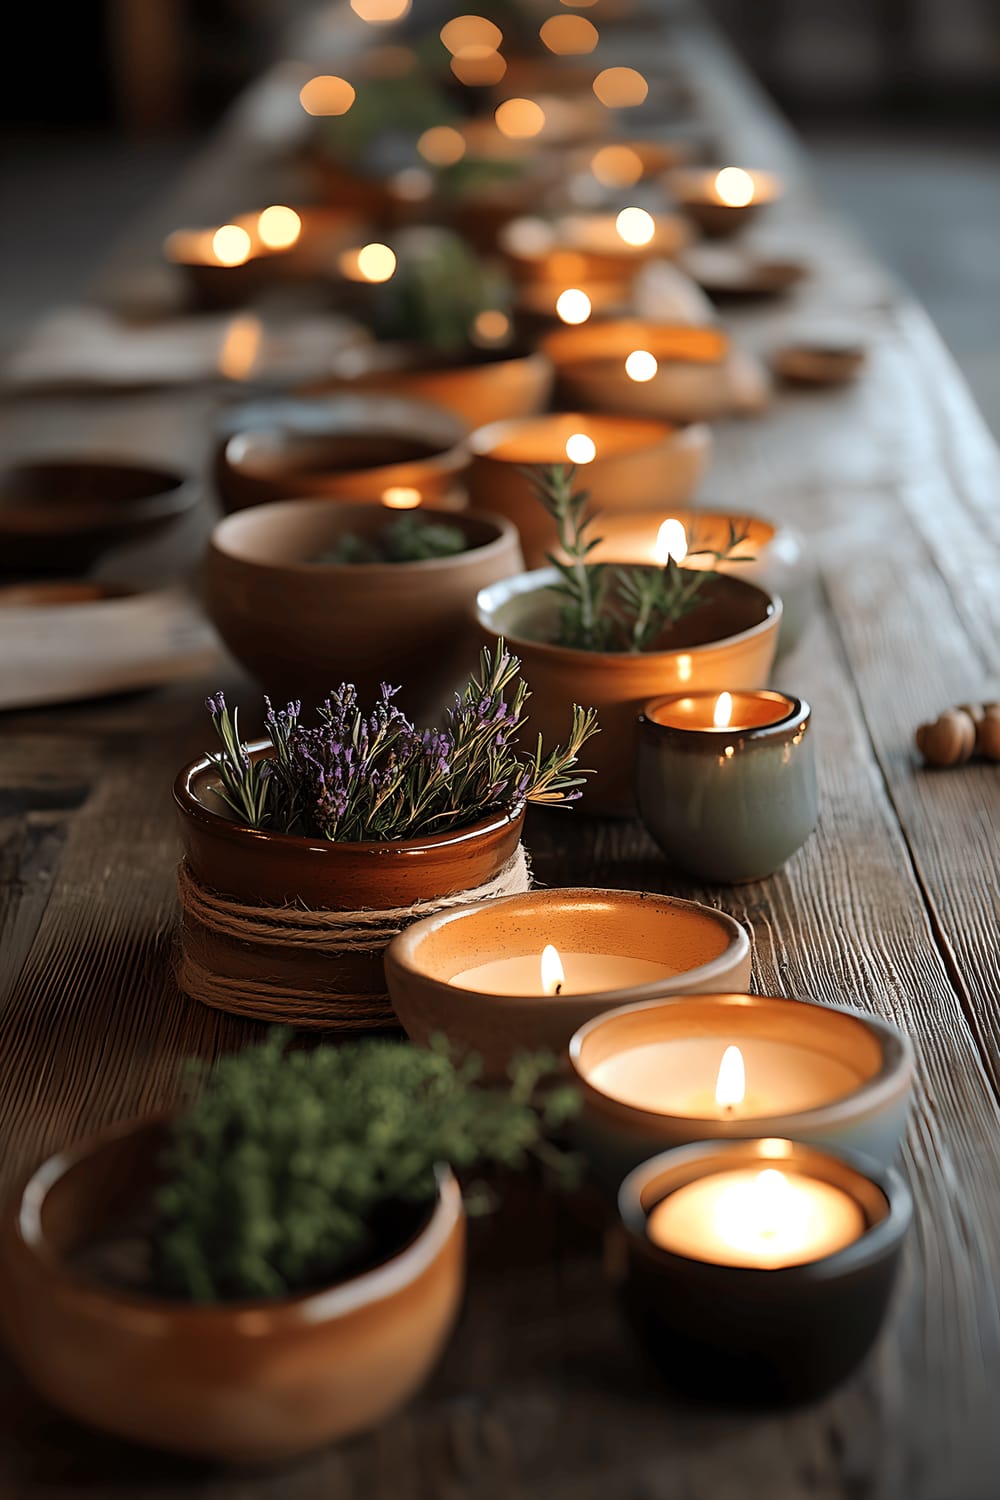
[201,642,599,841]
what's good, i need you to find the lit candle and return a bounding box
[450,941,674,996]
[668,166,783,238]
[636,689,818,882]
[646,1166,866,1269]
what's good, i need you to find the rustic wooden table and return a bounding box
[2,4,999,1497]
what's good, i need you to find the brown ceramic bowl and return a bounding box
[300,342,554,433]
[174,750,526,1026]
[467,412,713,570]
[0,457,196,575]
[204,499,524,716]
[668,167,784,237]
[386,888,752,1081]
[214,395,469,514]
[477,567,781,815]
[0,1118,465,1462]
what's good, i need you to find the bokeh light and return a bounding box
[351,0,412,20]
[539,15,599,54]
[417,126,467,166]
[714,166,756,206]
[211,225,253,266]
[256,206,302,250]
[615,206,656,246]
[625,350,658,382]
[593,67,649,107]
[565,432,597,464]
[299,75,356,116]
[590,144,645,187]
[495,98,546,138]
[556,288,593,324]
[440,16,503,54]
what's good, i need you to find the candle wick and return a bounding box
[555,982,563,996]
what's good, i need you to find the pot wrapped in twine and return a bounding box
[176,842,531,1030]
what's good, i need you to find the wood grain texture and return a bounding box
[1,2,999,1496]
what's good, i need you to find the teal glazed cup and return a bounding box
[636,690,817,884]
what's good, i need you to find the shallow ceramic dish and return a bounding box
[668,167,784,237]
[386,888,752,1081]
[477,567,781,815]
[300,342,553,432]
[214,394,469,513]
[467,412,712,569]
[681,245,809,299]
[0,457,195,575]
[0,1118,464,1462]
[204,499,523,717]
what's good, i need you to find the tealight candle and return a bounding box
[615,1137,912,1403]
[385,888,752,1081]
[466,412,712,568]
[570,992,915,1184]
[636,688,818,882]
[668,166,783,237]
[165,206,360,308]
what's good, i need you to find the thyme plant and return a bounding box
[204,640,598,840]
[154,1034,579,1302]
[313,513,467,566]
[373,228,512,356]
[529,465,753,653]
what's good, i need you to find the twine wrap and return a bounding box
[176,844,531,1029]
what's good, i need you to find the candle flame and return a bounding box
[211,224,253,267]
[541,943,565,996]
[715,1044,745,1110]
[653,518,687,565]
[615,206,655,247]
[625,349,658,382]
[256,205,301,250]
[565,432,596,465]
[381,486,422,509]
[714,166,755,208]
[713,692,733,729]
[556,287,592,324]
[340,242,397,282]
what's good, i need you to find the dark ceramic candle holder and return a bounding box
[613,1138,911,1406]
[636,690,818,883]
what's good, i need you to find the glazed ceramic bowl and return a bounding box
[541,321,771,424]
[570,992,915,1186]
[204,499,523,716]
[386,888,751,1081]
[477,568,781,815]
[467,412,712,570]
[214,395,469,514]
[0,457,196,575]
[0,1118,465,1462]
[636,691,818,882]
[301,342,554,432]
[668,167,784,237]
[614,1138,911,1405]
[175,747,526,1027]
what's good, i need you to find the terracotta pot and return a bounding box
[204,500,523,716]
[386,888,751,1082]
[467,412,712,570]
[0,457,196,576]
[174,753,526,1025]
[668,167,784,238]
[300,343,554,433]
[0,1118,465,1462]
[477,568,781,815]
[214,395,469,514]
[542,320,771,423]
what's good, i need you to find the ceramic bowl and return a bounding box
[214,395,469,514]
[681,245,809,299]
[477,567,781,815]
[300,342,554,432]
[164,206,363,309]
[668,167,784,237]
[541,320,771,423]
[386,888,751,1081]
[614,1138,911,1405]
[570,992,915,1186]
[0,457,196,575]
[467,412,713,570]
[205,499,523,716]
[0,1118,465,1462]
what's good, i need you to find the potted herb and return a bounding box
[306,228,553,430]
[174,640,598,1027]
[204,498,524,721]
[0,1034,579,1462]
[476,467,781,815]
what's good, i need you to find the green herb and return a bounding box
[204,639,599,840]
[315,514,468,566]
[530,464,754,654]
[154,1034,580,1302]
[374,228,512,356]
[317,72,455,163]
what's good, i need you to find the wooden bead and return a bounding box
[975,708,1000,762]
[915,709,976,767]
